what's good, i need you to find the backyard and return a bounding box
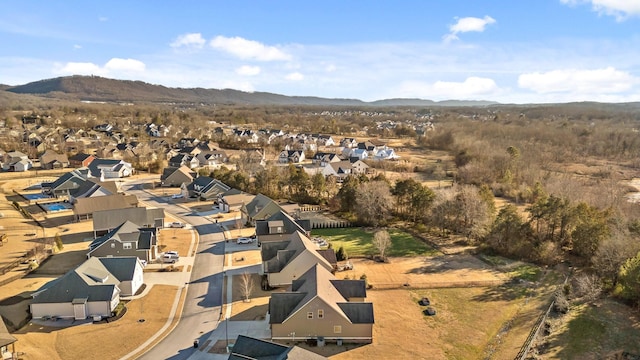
[311,227,439,258]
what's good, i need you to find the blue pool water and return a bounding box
[41,202,72,212]
[22,193,50,200]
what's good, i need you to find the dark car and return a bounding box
[423,307,436,316]
[419,297,430,306]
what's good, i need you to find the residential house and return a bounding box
[68,153,96,168]
[87,158,134,180]
[269,264,373,343]
[311,152,341,167]
[348,158,370,175]
[0,318,16,360]
[278,150,305,164]
[255,210,312,243]
[92,207,165,237]
[161,166,195,187]
[261,230,333,287]
[39,149,70,170]
[227,335,326,360]
[168,154,199,169]
[73,194,138,221]
[339,138,358,149]
[183,176,231,200]
[88,221,158,263]
[30,256,143,320]
[322,161,353,182]
[242,194,285,224]
[2,151,32,172]
[216,190,256,213]
[317,135,336,147]
[342,148,368,160]
[42,169,118,200]
[373,148,399,161]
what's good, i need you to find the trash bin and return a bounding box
[337,338,343,346]
[193,340,199,348]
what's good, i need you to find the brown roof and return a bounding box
[73,194,138,216]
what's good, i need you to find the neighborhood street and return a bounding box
[123,178,227,360]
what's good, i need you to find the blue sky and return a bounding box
[1,0,640,103]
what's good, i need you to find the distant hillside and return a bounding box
[5,76,497,106]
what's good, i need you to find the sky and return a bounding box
[1,0,640,104]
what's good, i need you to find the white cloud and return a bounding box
[57,62,102,75]
[236,65,261,76]
[98,16,108,22]
[561,0,640,21]
[171,33,206,49]
[518,67,635,94]
[444,16,496,42]
[285,72,304,81]
[396,77,500,100]
[210,35,291,61]
[104,58,146,72]
[73,44,82,49]
[325,64,337,72]
[54,58,146,77]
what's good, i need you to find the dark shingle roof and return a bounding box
[98,257,139,282]
[330,280,367,299]
[268,293,307,324]
[337,303,375,324]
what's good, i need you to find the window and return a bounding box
[307,312,313,319]
[333,325,342,334]
[123,242,132,250]
[276,226,282,233]
[318,309,324,319]
[110,243,115,248]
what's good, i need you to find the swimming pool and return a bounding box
[22,193,51,201]
[40,202,73,212]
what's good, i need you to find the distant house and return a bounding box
[269,264,374,343]
[278,150,305,164]
[168,154,199,169]
[343,148,368,160]
[311,152,342,167]
[2,151,32,172]
[92,207,165,237]
[160,166,195,187]
[373,148,399,161]
[317,135,336,147]
[86,158,133,180]
[39,149,70,170]
[348,158,370,175]
[228,335,327,360]
[261,230,334,287]
[340,138,358,148]
[88,221,159,262]
[30,256,144,320]
[73,194,138,221]
[183,176,230,200]
[42,169,118,200]
[322,160,353,181]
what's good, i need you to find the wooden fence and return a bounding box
[370,279,505,290]
[311,221,352,229]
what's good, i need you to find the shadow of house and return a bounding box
[228,334,327,359]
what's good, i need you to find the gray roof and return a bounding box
[73,194,138,216]
[98,257,139,282]
[93,207,164,231]
[32,257,120,304]
[228,335,326,360]
[255,211,309,236]
[245,194,280,219]
[89,221,141,250]
[269,264,374,325]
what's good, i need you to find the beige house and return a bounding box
[73,193,138,221]
[269,264,374,343]
[87,221,158,263]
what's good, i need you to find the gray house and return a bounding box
[92,207,164,237]
[30,256,143,320]
[87,221,158,262]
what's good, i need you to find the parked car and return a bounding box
[171,193,184,199]
[419,297,431,306]
[161,254,178,264]
[165,251,179,257]
[237,237,254,244]
[169,221,185,228]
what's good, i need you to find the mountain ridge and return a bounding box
[3,75,499,107]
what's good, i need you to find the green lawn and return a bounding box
[311,227,437,257]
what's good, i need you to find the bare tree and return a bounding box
[574,273,602,302]
[239,271,255,302]
[355,180,393,227]
[373,229,392,262]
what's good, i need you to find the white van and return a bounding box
[162,253,179,264]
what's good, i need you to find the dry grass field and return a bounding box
[11,285,179,360]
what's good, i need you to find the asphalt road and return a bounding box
[123,179,226,360]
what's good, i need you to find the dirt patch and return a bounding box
[338,256,507,289]
[226,249,262,267]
